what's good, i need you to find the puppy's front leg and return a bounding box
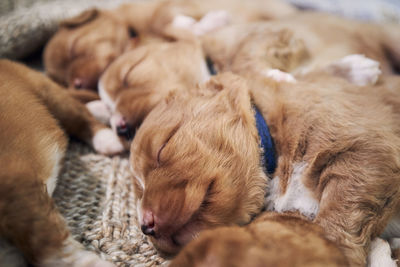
[314,176,399,266]
[34,78,124,155]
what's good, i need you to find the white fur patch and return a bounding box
[382,212,400,239]
[367,238,397,267]
[86,100,112,125]
[266,162,319,219]
[171,15,196,30]
[192,10,231,36]
[328,54,381,86]
[42,236,115,267]
[98,80,116,112]
[172,11,230,36]
[92,128,124,155]
[262,69,297,83]
[46,143,64,196]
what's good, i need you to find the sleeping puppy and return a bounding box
[86,9,233,143]
[0,59,123,266]
[170,212,348,267]
[43,8,136,91]
[200,12,400,85]
[44,0,296,92]
[130,72,400,266]
[89,39,210,143]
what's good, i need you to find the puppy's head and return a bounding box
[130,73,268,254]
[99,41,208,141]
[44,8,137,90]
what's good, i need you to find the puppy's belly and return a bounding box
[266,162,320,220]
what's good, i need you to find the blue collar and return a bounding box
[253,105,277,174]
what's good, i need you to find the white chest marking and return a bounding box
[367,238,397,267]
[45,143,64,196]
[266,162,319,219]
[98,80,116,113]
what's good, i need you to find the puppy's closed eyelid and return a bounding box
[156,125,181,166]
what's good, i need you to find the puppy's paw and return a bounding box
[327,54,381,86]
[262,69,297,83]
[367,238,397,267]
[171,14,196,31]
[86,100,111,125]
[92,128,125,155]
[193,10,231,35]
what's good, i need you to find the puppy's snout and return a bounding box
[116,123,133,140]
[141,210,156,237]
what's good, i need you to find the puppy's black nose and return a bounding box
[141,224,156,236]
[116,124,133,140]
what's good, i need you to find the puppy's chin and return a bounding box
[150,237,181,257]
[150,221,204,256]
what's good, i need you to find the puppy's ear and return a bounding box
[205,72,253,118]
[60,9,99,28]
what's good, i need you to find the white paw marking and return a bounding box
[263,69,297,83]
[367,238,397,267]
[171,15,196,30]
[329,54,381,86]
[266,162,319,220]
[86,100,112,125]
[42,237,115,267]
[192,10,231,36]
[92,128,124,155]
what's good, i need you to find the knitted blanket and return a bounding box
[53,141,167,266]
[1,0,399,266]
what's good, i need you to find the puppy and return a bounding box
[170,212,348,267]
[200,12,400,85]
[43,8,136,91]
[44,0,296,92]
[0,59,123,266]
[130,72,400,266]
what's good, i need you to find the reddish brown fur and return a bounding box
[99,39,208,130]
[44,8,134,90]
[170,212,348,267]
[44,0,296,92]
[201,12,400,76]
[0,59,112,264]
[131,72,400,266]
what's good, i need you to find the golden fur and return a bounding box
[0,59,118,266]
[44,0,296,92]
[201,12,400,77]
[170,212,348,267]
[130,72,400,266]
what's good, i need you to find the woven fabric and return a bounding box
[53,141,168,266]
[0,0,135,60]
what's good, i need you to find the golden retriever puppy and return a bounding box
[0,59,123,266]
[44,0,296,92]
[200,12,400,85]
[170,212,348,267]
[130,72,400,266]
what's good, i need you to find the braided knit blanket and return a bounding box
[53,141,167,266]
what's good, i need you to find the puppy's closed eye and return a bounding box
[156,125,181,166]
